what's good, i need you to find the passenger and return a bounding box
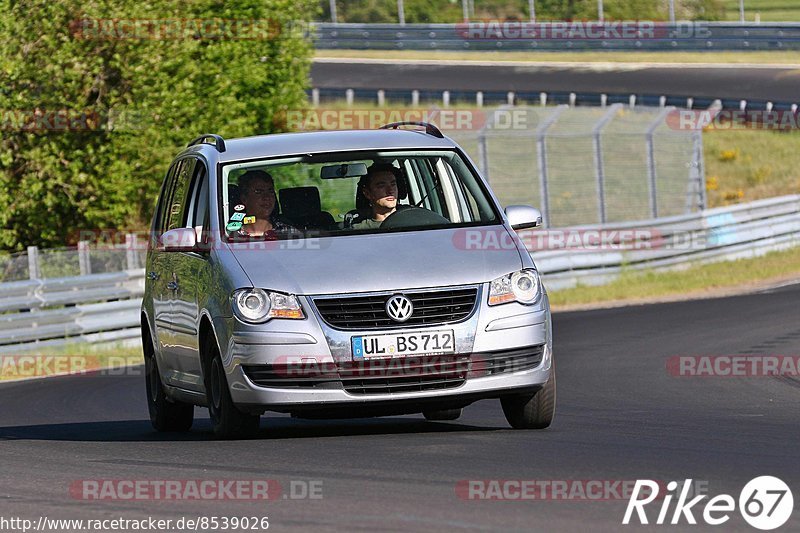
[234,170,297,238]
[352,163,399,230]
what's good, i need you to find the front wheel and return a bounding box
[145,338,194,432]
[205,338,260,439]
[501,365,556,429]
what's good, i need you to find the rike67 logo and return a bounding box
[623,477,793,530]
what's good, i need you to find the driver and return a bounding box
[352,163,399,230]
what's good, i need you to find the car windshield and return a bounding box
[220,149,500,240]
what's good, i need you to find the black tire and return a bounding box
[423,408,463,421]
[205,336,260,439]
[501,365,556,430]
[144,334,194,432]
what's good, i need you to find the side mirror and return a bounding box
[160,227,198,252]
[505,205,543,230]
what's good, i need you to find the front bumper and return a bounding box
[220,289,553,414]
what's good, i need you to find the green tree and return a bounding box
[0,0,317,251]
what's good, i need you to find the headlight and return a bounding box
[232,289,304,323]
[488,269,541,306]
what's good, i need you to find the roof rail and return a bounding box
[187,133,226,153]
[379,121,444,139]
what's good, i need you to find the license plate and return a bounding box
[352,330,456,359]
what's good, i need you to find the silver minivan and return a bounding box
[142,122,555,438]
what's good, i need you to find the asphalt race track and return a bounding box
[311,59,800,104]
[1,284,799,531]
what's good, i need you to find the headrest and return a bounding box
[279,187,322,217]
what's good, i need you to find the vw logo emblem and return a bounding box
[385,294,414,323]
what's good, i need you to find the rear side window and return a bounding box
[165,159,198,231]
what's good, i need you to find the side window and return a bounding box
[186,160,209,241]
[154,161,181,234]
[165,159,198,231]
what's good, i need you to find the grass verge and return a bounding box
[703,129,800,208]
[0,342,143,381]
[547,245,800,309]
[722,0,800,22]
[315,49,800,65]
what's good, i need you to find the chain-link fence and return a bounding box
[441,104,705,227]
[0,236,146,283]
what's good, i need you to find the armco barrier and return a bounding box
[0,195,798,349]
[312,22,800,51]
[532,194,800,290]
[0,270,144,353]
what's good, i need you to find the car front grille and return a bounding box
[337,355,470,394]
[311,286,479,330]
[242,344,544,395]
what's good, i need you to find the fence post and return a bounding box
[592,104,622,224]
[477,128,489,182]
[78,241,92,276]
[329,0,338,23]
[684,102,716,212]
[126,233,138,270]
[645,106,675,219]
[535,105,568,227]
[476,105,515,183]
[27,246,40,280]
[691,131,707,212]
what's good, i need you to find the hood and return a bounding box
[228,225,524,295]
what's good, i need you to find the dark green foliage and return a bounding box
[0,0,317,251]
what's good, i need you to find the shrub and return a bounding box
[0,0,317,251]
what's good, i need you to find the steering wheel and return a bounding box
[380,206,450,229]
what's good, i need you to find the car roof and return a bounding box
[182,129,460,164]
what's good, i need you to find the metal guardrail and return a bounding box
[532,194,800,290]
[0,195,798,349]
[312,22,800,51]
[0,270,144,353]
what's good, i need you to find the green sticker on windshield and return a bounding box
[229,212,245,222]
[226,221,243,232]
